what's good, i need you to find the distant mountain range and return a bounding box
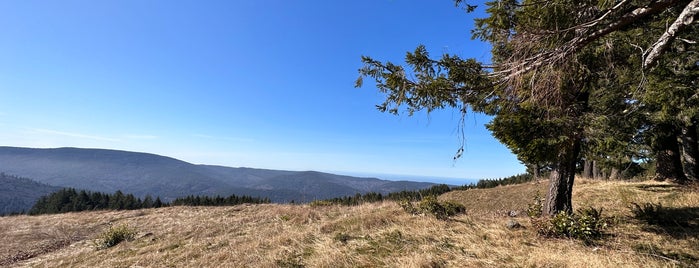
[0,146,435,213]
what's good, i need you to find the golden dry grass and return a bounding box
[1,178,697,267]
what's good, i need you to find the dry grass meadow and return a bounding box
[1,178,697,267]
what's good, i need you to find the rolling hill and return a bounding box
[0,147,435,204]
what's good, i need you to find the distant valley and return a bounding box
[0,146,436,214]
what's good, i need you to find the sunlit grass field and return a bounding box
[1,178,697,267]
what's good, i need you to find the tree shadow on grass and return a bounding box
[634,183,681,193]
[629,203,699,266]
[630,202,699,239]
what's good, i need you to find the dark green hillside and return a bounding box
[0,173,61,215]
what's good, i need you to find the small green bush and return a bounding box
[309,200,334,207]
[526,191,544,218]
[398,199,418,215]
[94,223,136,250]
[534,207,607,242]
[400,196,466,220]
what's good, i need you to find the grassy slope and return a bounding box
[1,179,697,267]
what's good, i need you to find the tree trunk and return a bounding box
[527,163,541,178]
[545,138,581,215]
[609,167,620,180]
[583,159,593,179]
[592,160,602,179]
[654,124,687,182]
[679,118,698,183]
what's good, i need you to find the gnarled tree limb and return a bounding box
[643,0,699,68]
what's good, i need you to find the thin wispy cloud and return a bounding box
[125,135,158,140]
[29,128,120,142]
[192,134,254,143]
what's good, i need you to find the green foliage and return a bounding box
[533,207,608,242]
[466,173,535,190]
[170,194,270,207]
[400,196,466,220]
[418,196,466,220]
[487,106,567,166]
[29,188,166,215]
[526,190,544,218]
[398,199,418,215]
[29,188,269,215]
[93,224,136,250]
[357,0,699,216]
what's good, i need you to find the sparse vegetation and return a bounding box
[526,190,544,218]
[1,179,697,267]
[93,224,137,250]
[418,196,466,220]
[399,195,466,220]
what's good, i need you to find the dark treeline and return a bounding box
[316,184,453,206]
[315,173,535,206]
[26,174,534,214]
[170,195,270,206]
[29,188,165,215]
[28,188,270,215]
[453,173,535,190]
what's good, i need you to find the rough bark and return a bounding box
[680,119,699,182]
[545,139,581,215]
[533,164,541,179]
[527,163,542,179]
[583,159,593,179]
[609,167,620,180]
[592,160,604,179]
[654,124,687,182]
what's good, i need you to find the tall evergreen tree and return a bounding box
[357,0,698,215]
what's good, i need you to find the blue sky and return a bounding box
[0,0,524,184]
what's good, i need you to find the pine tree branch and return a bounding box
[494,0,683,84]
[643,0,699,68]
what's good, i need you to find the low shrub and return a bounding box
[399,196,466,220]
[309,200,334,207]
[526,190,544,218]
[533,207,608,242]
[93,223,136,250]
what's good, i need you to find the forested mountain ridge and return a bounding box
[0,147,435,205]
[0,173,61,215]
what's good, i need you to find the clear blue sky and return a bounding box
[0,0,524,184]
